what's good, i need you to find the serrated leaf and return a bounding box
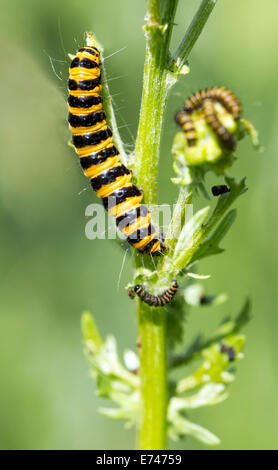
[171,299,251,369]
[191,209,236,263]
[239,118,262,150]
[173,206,210,259]
[176,334,246,394]
[170,384,228,410]
[168,398,220,445]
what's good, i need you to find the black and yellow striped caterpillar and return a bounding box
[129,279,178,307]
[175,87,242,150]
[68,44,165,256]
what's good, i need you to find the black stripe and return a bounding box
[68,94,103,108]
[70,57,98,69]
[79,147,119,170]
[90,165,130,191]
[102,185,142,210]
[127,223,155,245]
[116,205,149,228]
[72,127,112,148]
[68,75,101,91]
[139,238,160,254]
[78,47,99,56]
[68,111,105,128]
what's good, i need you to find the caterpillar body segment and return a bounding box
[133,279,178,307]
[203,99,236,150]
[68,44,165,256]
[174,111,197,147]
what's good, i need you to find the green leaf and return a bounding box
[173,206,210,260]
[184,283,228,307]
[168,397,220,445]
[191,209,236,263]
[186,272,211,279]
[239,118,262,150]
[170,384,228,410]
[81,311,103,352]
[170,299,251,369]
[176,334,246,394]
[81,312,140,427]
[168,177,247,276]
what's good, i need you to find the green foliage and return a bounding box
[81,312,139,427]
[79,0,257,451]
[190,209,237,263]
[82,299,250,445]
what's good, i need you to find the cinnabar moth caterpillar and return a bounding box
[220,343,236,362]
[68,43,165,256]
[132,279,178,307]
[211,185,230,196]
[175,87,242,150]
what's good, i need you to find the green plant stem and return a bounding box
[171,0,217,73]
[137,302,168,449]
[134,0,220,450]
[134,0,178,450]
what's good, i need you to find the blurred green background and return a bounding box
[0,0,277,450]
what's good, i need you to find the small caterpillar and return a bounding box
[131,279,178,307]
[175,87,242,150]
[203,99,236,150]
[220,343,235,362]
[211,184,230,196]
[68,42,165,256]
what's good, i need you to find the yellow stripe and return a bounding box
[150,240,161,253]
[83,155,120,179]
[96,174,132,199]
[133,233,156,250]
[70,120,107,136]
[75,137,113,157]
[68,103,103,116]
[108,198,142,218]
[76,51,100,63]
[121,215,151,236]
[69,86,102,97]
[69,68,100,80]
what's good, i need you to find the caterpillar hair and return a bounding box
[133,279,178,307]
[203,99,236,150]
[211,185,230,196]
[68,40,165,256]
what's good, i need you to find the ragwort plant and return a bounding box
[70,0,259,450]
